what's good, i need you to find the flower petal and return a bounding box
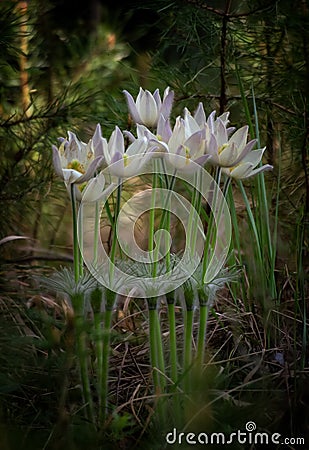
[82,172,106,202]
[123,90,142,124]
[205,134,220,165]
[168,117,185,153]
[217,111,230,126]
[194,103,206,128]
[102,137,110,165]
[161,87,174,120]
[157,115,172,142]
[92,123,104,157]
[184,110,201,135]
[168,146,185,169]
[52,145,64,179]
[206,110,216,133]
[242,164,273,179]
[240,147,265,167]
[228,162,253,179]
[76,156,103,183]
[136,124,156,141]
[81,173,115,202]
[219,142,238,166]
[216,119,228,148]
[123,130,136,142]
[230,139,257,166]
[66,131,81,161]
[138,90,158,127]
[194,154,212,166]
[109,126,125,158]
[228,125,248,151]
[62,168,83,184]
[184,130,204,156]
[126,137,148,157]
[153,88,162,111]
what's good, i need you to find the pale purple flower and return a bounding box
[102,126,153,178]
[165,116,211,173]
[52,124,104,197]
[123,87,174,128]
[81,172,115,202]
[222,148,273,179]
[206,122,259,168]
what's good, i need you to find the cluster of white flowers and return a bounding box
[52,87,273,200]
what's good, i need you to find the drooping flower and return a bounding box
[123,87,174,128]
[52,124,104,196]
[102,126,153,178]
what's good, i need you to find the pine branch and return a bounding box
[184,0,273,19]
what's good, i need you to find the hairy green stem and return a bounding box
[226,183,246,307]
[202,168,222,281]
[154,306,166,391]
[148,304,165,422]
[78,202,84,277]
[94,311,103,392]
[167,298,178,385]
[70,184,80,282]
[196,304,209,368]
[149,162,158,255]
[167,296,182,425]
[183,307,194,394]
[100,306,113,426]
[72,293,95,424]
[93,200,100,266]
[109,180,122,283]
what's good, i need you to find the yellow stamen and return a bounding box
[185,146,191,164]
[123,154,129,167]
[218,143,229,155]
[78,182,87,193]
[67,159,85,174]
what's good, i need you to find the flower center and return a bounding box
[67,159,85,174]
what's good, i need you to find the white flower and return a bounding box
[184,103,234,135]
[102,126,153,178]
[164,116,211,173]
[123,87,174,128]
[222,148,273,179]
[124,115,172,158]
[201,114,273,178]
[206,121,260,168]
[52,124,104,192]
[126,111,211,172]
[81,172,115,202]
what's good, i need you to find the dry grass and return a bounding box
[0,262,308,448]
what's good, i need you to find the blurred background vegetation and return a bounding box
[0,0,308,448]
